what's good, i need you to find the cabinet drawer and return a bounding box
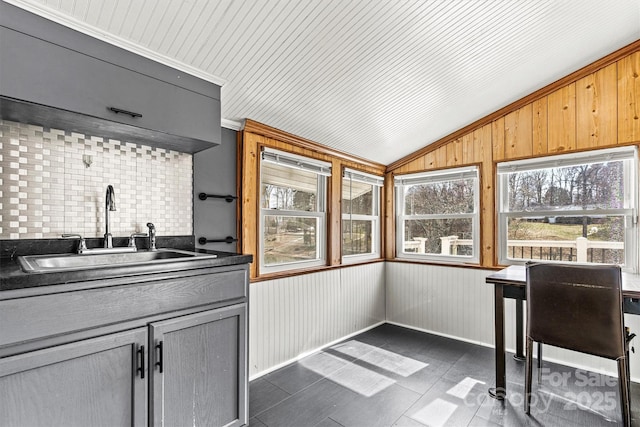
[0,269,246,348]
[0,26,220,150]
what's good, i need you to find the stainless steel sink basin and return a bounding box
[18,249,217,273]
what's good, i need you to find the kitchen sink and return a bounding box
[18,249,217,273]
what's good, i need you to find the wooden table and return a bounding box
[485,265,640,399]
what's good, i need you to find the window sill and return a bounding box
[389,257,501,271]
[396,253,479,265]
[251,258,385,283]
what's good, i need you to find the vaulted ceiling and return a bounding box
[5,0,640,164]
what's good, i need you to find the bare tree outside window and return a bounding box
[498,148,636,267]
[396,166,480,262]
[404,179,475,255]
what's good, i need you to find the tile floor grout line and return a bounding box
[262,376,294,397]
[326,416,347,427]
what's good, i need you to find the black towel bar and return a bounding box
[198,193,238,203]
[199,236,238,245]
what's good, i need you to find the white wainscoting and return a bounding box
[249,262,386,379]
[249,261,640,382]
[385,262,640,382]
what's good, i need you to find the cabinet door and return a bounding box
[0,26,221,147]
[0,328,148,427]
[150,304,247,427]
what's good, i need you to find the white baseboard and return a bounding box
[387,321,640,383]
[251,320,640,383]
[386,321,495,349]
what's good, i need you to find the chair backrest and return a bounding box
[526,262,625,360]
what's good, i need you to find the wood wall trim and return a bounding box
[243,119,386,172]
[386,259,503,272]
[382,171,395,260]
[328,160,343,265]
[240,124,386,279]
[387,39,640,172]
[250,258,500,283]
[235,130,243,254]
[250,259,385,283]
[240,132,263,278]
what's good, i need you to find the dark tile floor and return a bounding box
[249,324,640,427]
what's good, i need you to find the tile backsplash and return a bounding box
[0,120,192,239]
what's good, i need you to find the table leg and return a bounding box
[489,283,506,400]
[514,299,525,361]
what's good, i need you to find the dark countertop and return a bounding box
[0,237,252,291]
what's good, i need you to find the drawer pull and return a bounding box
[108,107,142,118]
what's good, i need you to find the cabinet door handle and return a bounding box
[155,341,164,373]
[108,107,142,118]
[136,345,145,379]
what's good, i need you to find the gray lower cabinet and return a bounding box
[150,304,247,427]
[0,328,148,427]
[0,304,248,427]
[0,265,249,427]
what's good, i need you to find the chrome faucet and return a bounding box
[104,185,116,248]
[147,222,157,251]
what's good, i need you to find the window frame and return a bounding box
[394,165,480,264]
[259,148,330,274]
[496,146,638,271]
[341,168,383,264]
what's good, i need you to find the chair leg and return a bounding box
[525,337,534,414]
[617,357,631,427]
[537,343,543,383]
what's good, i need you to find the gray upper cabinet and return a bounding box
[0,2,221,153]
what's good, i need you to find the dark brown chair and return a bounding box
[524,262,631,426]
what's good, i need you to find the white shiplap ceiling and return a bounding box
[5,0,640,165]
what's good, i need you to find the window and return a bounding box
[342,169,383,262]
[497,147,638,270]
[260,148,330,273]
[395,166,480,263]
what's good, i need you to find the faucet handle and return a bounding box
[128,233,148,249]
[62,233,88,254]
[147,223,157,251]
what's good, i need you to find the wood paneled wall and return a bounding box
[387,43,640,267]
[239,119,386,279]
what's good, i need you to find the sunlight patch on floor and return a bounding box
[299,351,349,377]
[331,340,428,377]
[327,362,395,397]
[411,398,458,427]
[446,377,486,400]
